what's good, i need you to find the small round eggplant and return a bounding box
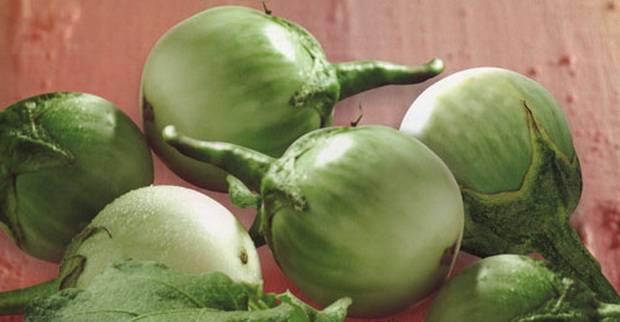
[58,185,262,288]
[0,185,261,315]
[427,255,620,322]
[163,125,464,317]
[0,93,153,262]
[400,67,618,301]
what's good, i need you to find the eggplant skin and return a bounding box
[427,255,559,322]
[60,185,262,289]
[426,255,616,322]
[400,67,575,194]
[141,6,336,192]
[261,126,464,317]
[1,92,154,262]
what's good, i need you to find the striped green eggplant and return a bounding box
[0,93,153,262]
[400,68,618,302]
[163,124,464,317]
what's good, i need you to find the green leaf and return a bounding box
[114,305,303,322]
[278,293,351,322]
[25,260,350,322]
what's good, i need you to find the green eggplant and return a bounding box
[400,67,618,302]
[0,185,262,315]
[58,185,262,289]
[141,5,444,192]
[162,124,464,317]
[0,93,153,262]
[427,255,620,322]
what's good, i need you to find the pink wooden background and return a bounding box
[1,1,618,321]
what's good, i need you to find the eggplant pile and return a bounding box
[140,5,444,192]
[0,4,616,321]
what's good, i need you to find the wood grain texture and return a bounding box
[0,1,618,321]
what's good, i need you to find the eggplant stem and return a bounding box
[0,278,59,315]
[350,104,364,127]
[162,126,274,191]
[261,1,272,15]
[249,214,266,248]
[536,223,619,303]
[333,58,444,100]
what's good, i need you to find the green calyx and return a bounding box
[162,126,343,249]
[270,15,340,127]
[461,103,617,302]
[509,258,620,322]
[226,175,266,246]
[162,124,314,248]
[0,94,75,246]
[256,127,348,250]
[162,125,276,247]
[255,6,445,121]
[514,260,620,321]
[513,276,620,321]
[270,13,445,127]
[227,176,261,209]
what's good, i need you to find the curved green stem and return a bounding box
[536,223,619,303]
[249,213,266,248]
[162,126,275,191]
[333,58,444,100]
[0,278,59,315]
